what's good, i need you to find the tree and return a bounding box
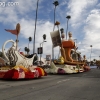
[43,34,46,40]
[27,48,30,55]
[24,47,29,55]
[0,51,3,57]
[29,37,32,42]
[28,37,32,54]
[24,47,27,52]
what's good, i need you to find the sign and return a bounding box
[46,55,51,61]
[50,30,61,47]
[37,47,43,54]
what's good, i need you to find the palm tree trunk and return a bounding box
[33,0,39,54]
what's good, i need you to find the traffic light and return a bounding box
[37,47,43,54]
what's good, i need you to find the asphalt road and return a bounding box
[0,68,100,100]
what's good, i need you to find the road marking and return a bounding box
[57,79,70,84]
[57,81,62,83]
[31,87,35,89]
[62,79,70,81]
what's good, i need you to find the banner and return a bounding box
[50,30,61,47]
[46,55,51,61]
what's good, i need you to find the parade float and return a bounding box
[44,25,90,74]
[0,23,47,79]
[42,0,90,74]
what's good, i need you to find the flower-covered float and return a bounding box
[0,41,47,79]
[0,23,47,79]
[44,27,90,74]
[1,65,46,79]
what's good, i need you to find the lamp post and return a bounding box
[53,1,59,31]
[52,0,59,60]
[40,41,47,66]
[66,15,71,40]
[33,0,39,54]
[74,39,77,46]
[39,34,47,66]
[90,45,92,63]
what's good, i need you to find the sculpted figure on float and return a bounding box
[60,31,84,65]
[2,39,36,68]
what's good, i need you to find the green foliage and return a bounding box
[24,47,30,54]
[0,51,3,57]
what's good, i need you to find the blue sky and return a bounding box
[0,0,100,61]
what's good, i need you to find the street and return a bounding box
[0,68,100,100]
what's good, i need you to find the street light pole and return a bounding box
[74,39,77,60]
[53,1,59,31]
[52,1,59,60]
[40,41,47,66]
[40,43,42,66]
[90,45,92,63]
[66,15,71,40]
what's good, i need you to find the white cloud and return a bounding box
[14,0,37,15]
[83,9,100,45]
[0,0,42,25]
[17,19,55,57]
[77,8,100,59]
[67,0,98,27]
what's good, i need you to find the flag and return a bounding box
[5,29,18,35]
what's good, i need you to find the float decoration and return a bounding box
[0,23,47,79]
[44,25,90,74]
[5,23,20,50]
[3,65,47,79]
[0,39,47,79]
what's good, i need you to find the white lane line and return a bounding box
[62,79,70,81]
[57,79,70,84]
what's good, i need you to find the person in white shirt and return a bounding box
[68,31,73,41]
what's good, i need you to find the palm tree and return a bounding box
[33,0,39,54]
[90,45,92,62]
[24,47,30,55]
[24,47,28,55]
[0,51,3,57]
[43,34,46,40]
[66,15,71,40]
[28,37,32,51]
[27,48,30,55]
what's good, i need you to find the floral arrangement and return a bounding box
[2,65,47,79]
